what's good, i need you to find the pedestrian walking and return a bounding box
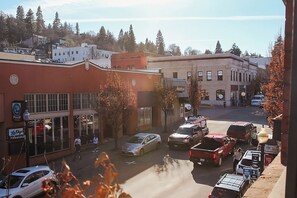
[73,136,82,161]
[233,147,243,173]
[92,135,99,152]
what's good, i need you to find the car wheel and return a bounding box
[216,156,223,167]
[46,181,58,197]
[139,149,144,156]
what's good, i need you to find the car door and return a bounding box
[20,170,45,197]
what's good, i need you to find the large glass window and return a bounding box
[73,93,81,109]
[36,94,46,112]
[73,114,95,145]
[138,107,152,127]
[59,93,68,111]
[48,94,58,112]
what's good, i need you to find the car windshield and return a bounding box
[211,187,239,198]
[128,136,144,144]
[176,127,192,135]
[0,175,24,189]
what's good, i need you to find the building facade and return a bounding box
[0,59,161,172]
[52,43,116,68]
[147,53,259,107]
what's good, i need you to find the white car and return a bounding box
[251,95,265,107]
[236,150,261,175]
[0,165,58,198]
[121,133,161,156]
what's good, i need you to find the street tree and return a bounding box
[188,68,202,116]
[156,30,165,55]
[154,80,177,133]
[261,35,284,125]
[215,40,223,53]
[98,72,136,150]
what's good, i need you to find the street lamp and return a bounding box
[257,125,269,173]
[23,109,30,167]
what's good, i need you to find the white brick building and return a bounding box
[52,43,116,68]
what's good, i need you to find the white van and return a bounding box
[251,95,264,107]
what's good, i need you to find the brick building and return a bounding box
[0,59,162,172]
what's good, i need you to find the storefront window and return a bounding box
[138,107,152,127]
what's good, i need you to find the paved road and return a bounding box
[49,106,269,197]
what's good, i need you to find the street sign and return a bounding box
[243,167,260,180]
[251,153,260,168]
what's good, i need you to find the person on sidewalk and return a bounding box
[73,136,82,161]
[92,135,99,152]
[233,147,243,173]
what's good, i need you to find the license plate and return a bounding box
[200,159,205,162]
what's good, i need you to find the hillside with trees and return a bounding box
[0,5,263,57]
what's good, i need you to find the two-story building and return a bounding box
[147,53,259,107]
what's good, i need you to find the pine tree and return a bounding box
[127,24,136,52]
[0,13,7,43]
[117,29,124,51]
[97,26,107,49]
[156,30,165,55]
[215,40,223,53]
[229,43,242,56]
[25,9,35,39]
[36,6,45,34]
[6,16,18,45]
[75,22,79,35]
[53,12,61,30]
[16,6,26,42]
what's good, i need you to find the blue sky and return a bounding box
[1,0,285,56]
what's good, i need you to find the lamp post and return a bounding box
[23,109,30,167]
[257,125,269,173]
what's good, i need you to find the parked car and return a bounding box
[0,165,58,198]
[209,173,250,198]
[167,123,209,150]
[251,94,265,107]
[236,150,261,175]
[227,121,257,143]
[184,115,207,128]
[264,138,280,155]
[189,134,236,167]
[121,133,161,156]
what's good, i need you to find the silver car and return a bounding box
[121,133,161,156]
[0,165,58,198]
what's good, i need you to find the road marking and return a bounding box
[126,161,136,165]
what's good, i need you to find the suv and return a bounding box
[227,122,257,143]
[236,150,261,175]
[251,94,265,107]
[167,123,208,149]
[209,173,250,198]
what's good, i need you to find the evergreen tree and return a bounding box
[25,9,35,39]
[0,13,7,43]
[97,26,107,49]
[53,12,61,30]
[6,16,18,45]
[117,29,125,51]
[127,24,136,52]
[204,49,212,54]
[229,43,242,56]
[215,40,223,53]
[75,22,79,35]
[16,6,26,42]
[156,30,165,55]
[36,6,45,34]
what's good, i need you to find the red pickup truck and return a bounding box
[189,134,236,167]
